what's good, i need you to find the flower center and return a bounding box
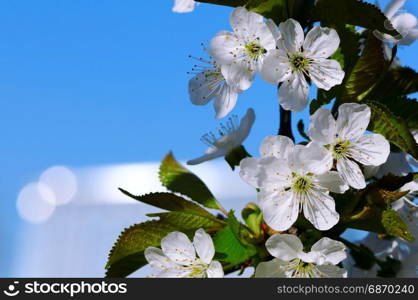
[290,54,310,71]
[293,261,316,278]
[291,174,312,194]
[201,115,239,149]
[189,263,208,278]
[331,140,350,158]
[284,259,318,278]
[245,40,267,61]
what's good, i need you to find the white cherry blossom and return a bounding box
[407,130,418,168]
[255,234,347,278]
[145,229,224,278]
[260,18,345,112]
[364,151,412,179]
[383,0,418,45]
[308,103,390,189]
[239,135,348,231]
[353,182,417,277]
[210,7,275,91]
[393,179,418,243]
[188,55,243,119]
[172,0,196,13]
[365,130,417,179]
[187,108,255,165]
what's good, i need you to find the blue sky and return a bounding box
[0,0,417,276]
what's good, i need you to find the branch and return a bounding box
[278,106,295,141]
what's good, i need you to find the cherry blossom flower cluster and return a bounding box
[188,7,344,117]
[146,229,348,278]
[146,1,418,278]
[240,103,390,232]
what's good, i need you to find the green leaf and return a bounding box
[382,209,415,242]
[246,0,287,23]
[224,145,251,170]
[350,244,377,270]
[213,211,257,265]
[299,229,322,252]
[377,256,402,278]
[334,24,361,75]
[339,33,387,104]
[106,211,225,277]
[159,152,220,210]
[366,100,418,160]
[147,211,225,231]
[341,239,376,270]
[368,67,418,99]
[343,205,387,233]
[105,220,178,277]
[118,190,215,219]
[378,96,418,130]
[241,203,263,237]
[296,119,309,140]
[311,89,337,115]
[196,0,247,7]
[313,0,399,35]
[246,0,315,26]
[374,173,418,191]
[338,173,415,233]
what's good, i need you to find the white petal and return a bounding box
[308,58,345,91]
[260,49,292,85]
[244,156,292,190]
[392,13,418,32]
[172,0,195,13]
[308,108,337,145]
[302,188,339,231]
[193,229,215,264]
[187,148,226,165]
[240,156,292,190]
[348,134,390,166]
[315,265,347,278]
[230,7,275,51]
[221,63,254,92]
[188,71,220,105]
[397,28,418,45]
[303,26,340,58]
[278,18,304,54]
[315,171,349,194]
[144,247,177,271]
[278,72,309,112]
[289,143,333,175]
[259,189,299,231]
[230,7,263,36]
[156,267,193,278]
[257,25,277,53]
[400,179,418,193]
[336,103,371,140]
[214,84,239,119]
[365,152,412,179]
[259,135,294,159]
[255,258,287,278]
[310,237,347,265]
[384,0,405,19]
[234,108,256,144]
[336,157,366,189]
[391,13,418,45]
[266,19,281,43]
[210,31,242,65]
[206,261,224,278]
[161,232,196,265]
[265,234,304,261]
[239,157,262,188]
